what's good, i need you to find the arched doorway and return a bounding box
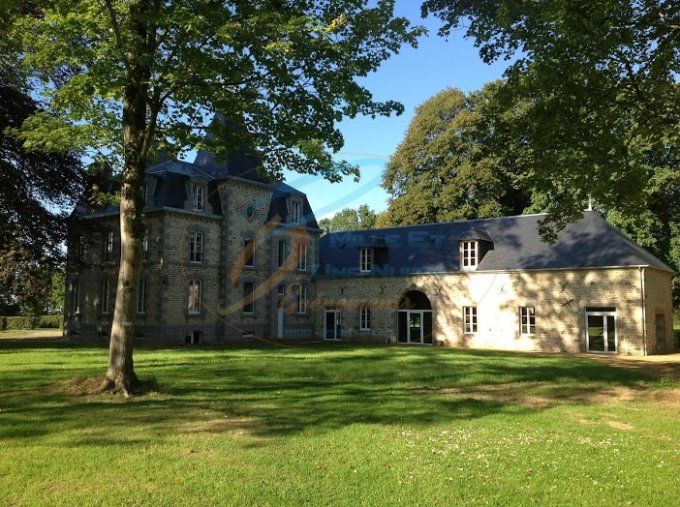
[398,290,433,344]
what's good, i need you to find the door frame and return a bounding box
[324,310,341,341]
[585,310,617,354]
[398,309,433,345]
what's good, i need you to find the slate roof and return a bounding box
[74,152,318,230]
[318,211,673,277]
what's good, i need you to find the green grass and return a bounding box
[1,341,678,506]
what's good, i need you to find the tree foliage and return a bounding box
[422,0,679,232]
[379,84,530,227]
[0,80,83,318]
[319,204,378,233]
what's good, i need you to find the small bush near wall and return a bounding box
[0,315,63,330]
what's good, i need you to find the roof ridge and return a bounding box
[322,212,551,236]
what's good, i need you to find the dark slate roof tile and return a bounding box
[319,212,673,277]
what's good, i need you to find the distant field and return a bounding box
[0,341,678,506]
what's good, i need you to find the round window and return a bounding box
[245,205,255,220]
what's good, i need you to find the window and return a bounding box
[277,239,287,268]
[100,279,110,314]
[463,306,477,334]
[137,277,147,314]
[189,231,203,263]
[70,281,80,314]
[359,247,373,272]
[296,284,307,314]
[188,280,201,314]
[104,231,114,262]
[243,282,255,314]
[277,284,285,296]
[359,305,371,331]
[244,238,254,267]
[192,184,204,211]
[142,229,149,260]
[520,306,536,335]
[297,243,307,271]
[77,235,85,259]
[461,241,478,269]
[291,200,302,223]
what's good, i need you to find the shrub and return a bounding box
[38,315,63,329]
[0,315,63,330]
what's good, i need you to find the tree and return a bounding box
[13,1,423,393]
[0,80,83,320]
[422,0,680,234]
[379,84,530,227]
[319,204,378,233]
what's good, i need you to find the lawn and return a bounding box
[0,341,678,506]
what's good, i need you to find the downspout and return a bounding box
[639,267,647,356]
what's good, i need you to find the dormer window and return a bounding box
[461,241,478,270]
[192,183,205,211]
[359,247,373,273]
[291,200,302,224]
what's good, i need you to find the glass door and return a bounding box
[324,310,341,341]
[408,312,422,344]
[586,311,616,353]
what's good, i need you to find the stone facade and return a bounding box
[313,267,675,355]
[66,168,675,355]
[65,175,319,344]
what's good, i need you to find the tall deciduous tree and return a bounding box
[379,84,530,227]
[319,204,378,233]
[422,0,679,233]
[13,0,423,393]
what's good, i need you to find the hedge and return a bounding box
[0,315,63,331]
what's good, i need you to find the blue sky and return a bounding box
[283,1,512,220]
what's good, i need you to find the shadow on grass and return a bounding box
[0,341,671,446]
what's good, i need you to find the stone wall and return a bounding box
[65,178,319,344]
[314,267,667,355]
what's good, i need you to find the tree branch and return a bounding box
[102,0,132,74]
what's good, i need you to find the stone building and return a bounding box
[65,154,675,355]
[66,150,320,343]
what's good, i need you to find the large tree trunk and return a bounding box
[104,0,150,395]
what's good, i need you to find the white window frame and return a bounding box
[142,229,149,260]
[461,241,478,270]
[297,243,307,271]
[70,280,80,314]
[359,305,371,331]
[519,306,536,335]
[244,238,255,267]
[137,277,147,314]
[359,247,373,273]
[104,231,114,263]
[243,281,255,314]
[463,306,478,334]
[291,200,302,223]
[188,280,201,314]
[100,279,110,314]
[296,284,307,314]
[192,183,205,211]
[189,231,203,263]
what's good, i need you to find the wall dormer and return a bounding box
[289,196,303,225]
[186,177,209,213]
[458,228,493,271]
